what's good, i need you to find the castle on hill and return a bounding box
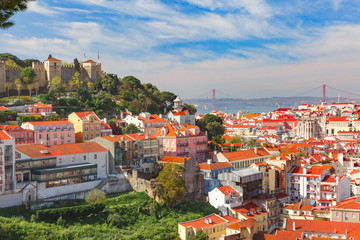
[0,57,106,95]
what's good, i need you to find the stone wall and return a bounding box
[0,192,23,208]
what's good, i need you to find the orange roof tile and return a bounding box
[227,218,256,230]
[73,111,99,120]
[0,106,10,111]
[179,214,228,229]
[222,148,270,162]
[285,219,360,234]
[27,120,72,126]
[217,186,238,196]
[83,59,96,63]
[45,57,61,61]
[198,162,233,170]
[16,142,106,158]
[159,156,191,163]
[0,130,12,140]
[31,103,52,108]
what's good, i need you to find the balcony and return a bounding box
[197,149,208,153]
[177,142,189,147]
[178,151,190,156]
[196,141,207,145]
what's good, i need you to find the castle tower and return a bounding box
[82,60,97,82]
[44,57,62,83]
[0,61,6,93]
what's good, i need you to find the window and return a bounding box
[68,132,71,137]
[345,213,348,220]
[353,213,356,218]
[59,158,62,163]
[94,154,97,159]
[39,134,42,139]
[72,157,75,162]
[54,133,57,138]
[84,155,86,161]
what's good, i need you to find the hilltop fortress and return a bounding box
[0,57,106,95]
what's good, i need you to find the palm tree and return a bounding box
[15,79,22,99]
[5,82,12,97]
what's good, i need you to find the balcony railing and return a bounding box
[178,152,190,156]
[177,142,189,147]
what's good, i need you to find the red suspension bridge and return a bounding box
[187,84,360,111]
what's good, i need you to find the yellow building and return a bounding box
[230,202,268,233]
[178,214,238,240]
[68,111,101,143]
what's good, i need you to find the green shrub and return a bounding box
[86,189,106,204]
[36,203,105,221]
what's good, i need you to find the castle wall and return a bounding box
[0,61,6,93]
[0,59,105,94]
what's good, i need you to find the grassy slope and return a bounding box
[0,191,218,240]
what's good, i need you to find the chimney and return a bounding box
[254,148,257,154]
[303,168,306,175]
[338,153,344,166]
[207,159,212,165]
[293,221,295,231]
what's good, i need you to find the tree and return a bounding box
[183,103,197,114]
[74,58,80,72]
[123,123,141,134]
[199,114,223,133]
[87,81,94,90]
[206,121,225,139]
[86,189,106,204]
[101,74,120,95]
[5,59,22,69]
[194,231,209,240]
[229,135,243,144]
[23,58,40,67]
[69,71,82,90]
[33,77,40,96]
[156,163,187,207]
[27,83,33,97]
[0,0,34,29]
[49,76,65,98]
[20,66,36,84]
[15,78,22,98]
[5,82,12,97]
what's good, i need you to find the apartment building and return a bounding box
[153,124,207,161]
[21,120,75,146]
[68,111,101,142]
[0,131,15,194]
[123,112,168,136]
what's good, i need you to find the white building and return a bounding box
[209,186,242,215]
[0,130,16,194]
[123,112,168,136]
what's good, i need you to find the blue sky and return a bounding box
[1,0,360,99]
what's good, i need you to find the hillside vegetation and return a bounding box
[0,191,217,240]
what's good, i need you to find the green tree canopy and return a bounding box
[156,163,187,207]
[183,103,197,114]
[101,74,120,95]
[123,123,141,134]
[0,0,34,29]
[74,58,80,72]
[20,66,36,84]
[206,121,225,139]
[86,189,106,204]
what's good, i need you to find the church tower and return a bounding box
[173,96,184,112]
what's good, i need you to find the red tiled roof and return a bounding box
[31,103,52,108]
[27,120,72,126]
[16,142,107,158]
[0,130,12,140]
[135,114,167,123]
[0,106,10,111]
[83,60,96,63]
[159,156,191,163]
[73,111,99,120]
[285,219,360,234]
[231,203,266,218]
[101,134,156,142]
[226,218,256,230]
[179,214,228,229]
[217,186,238,196]
[45,57,61,61]
[101,121,111,129]
[257,231,302,240]
[222,148,270,162]
[199,162,233,170]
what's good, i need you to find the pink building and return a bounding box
[27,103,53,114]
[21,120,75,146]
[0,125,34,145]
[153,124,207,161]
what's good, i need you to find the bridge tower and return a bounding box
[322,84,326,103]
[212,89,215,111]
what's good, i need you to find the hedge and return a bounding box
[36,203,105,221]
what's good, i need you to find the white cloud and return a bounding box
[26,1,58,16]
